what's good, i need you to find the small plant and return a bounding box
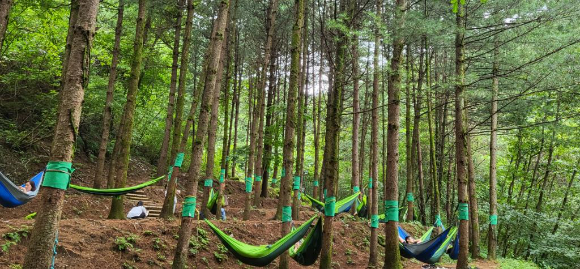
[347,256,354,265]
[345,248,352,255]
[214,251,228,263]
[201,257,209,266]
[152,238,162,250]
[142,230,153,236]
[157,252,166,261]
[121,262,135,269]
[2,225,31,254]
[114,234,138,252]
[217,243,228,254]
[8,264,22,269]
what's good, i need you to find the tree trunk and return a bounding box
[413,42,427,225]
[351,32,360,206]
[253,0,278,207]
[368,0,380,265]
[261,40,277,198]
[405,45,414,222]
[426,47,440,227]
[279,0,304,267]
[156,0,185,179]
[383,1,406,268]
[319,1,346,267]
[553,164,577,233]
[466,132,481,258]
[94,0,124,189]
[171,1,229,267]
[159,0,195,219]
[487,38,499,260]
[0,0,13,52]
[107,0,147,220]
[455,3,470,268]
[22,0,99,268]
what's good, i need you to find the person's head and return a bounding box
[24,181,35,192]
[405,236,415,244]
[137,201,144,207]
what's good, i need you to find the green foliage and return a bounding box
[114,234,138,252]
[188,227,210,256]
[1,225,31,254]
[499,258,540,269]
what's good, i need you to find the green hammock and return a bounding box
[69,176,164,196]
[289,216,323,266]
[304,192,360,215]
[205,215,317,267]
[356,195,368,218]
[206,188,223,215]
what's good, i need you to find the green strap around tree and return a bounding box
[182,196,196,218]
[489,214,498,225]
[324,196,336,217]
[353,186,360,193]
[313,180,319,187]
[435,214,443,227]
[406,192,414,202]
[219,169,225,183]
[384,200,399,222]
[458,203,469,220]
[43,161,74,190]
[245,177,253,192]
[255,175,262,182]
[293,176,300,190]
[371,215,379,228]
[174,153,184,167]
[368,178,373,189]
[204,179,213,187]
[282,206,292,222]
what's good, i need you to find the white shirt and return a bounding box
[126,206,148,218]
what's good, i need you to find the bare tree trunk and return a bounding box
[414,41,427,225]
[0,0,13,52]
[279,0,304,267]
[156,0,185,179]
[94,0,124,188]
[487,38,499,260]
[383,1,406,268]
[261,42,277,198]
[455,3,470,268]
[405,45,414,222]
[351,32,360,205]
[319,1,346,267]
[171,1,229,267]
[107,0,147,220]
[466,132,480,258]
[368,0,380,265]
[160,0,195,219]
[22,0,99,267]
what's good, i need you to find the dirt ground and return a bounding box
[0,150,498,268]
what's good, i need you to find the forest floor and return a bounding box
[0,145,499,268]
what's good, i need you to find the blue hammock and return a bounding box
[398,226,458,264]
[0,171,44,208]
[448,231,460,260]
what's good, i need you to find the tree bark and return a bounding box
[413,42,427,225]
[94,0,124,188]
[405,45,414,222]
[159,0,195,219]
[261,38,278,198]
[22,0,99,267]
[107,0,147,220]
[171,1,229,267]
[0,0,13,52]
[156,0,185,179]
[368,0,380,265]
[351,31,360,210]
[466,132,480,258]
[455,3,470,268]
[383,1,406,268]
[487,38,499,260]
[279,0,304,267]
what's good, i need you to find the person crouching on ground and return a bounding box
[127,201,148,219]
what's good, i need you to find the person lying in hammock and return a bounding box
[17,181,36,194]
[126,201,148,219]
[403,235,422,244]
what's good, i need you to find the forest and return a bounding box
[0,0,579,268]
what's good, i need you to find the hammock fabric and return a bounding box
[448,232,459,260]
[69,175,164,196]
[398,226,458,264]
[303,192,360,215]
[0,171,44,208]
[289,216,323,266]
[356,195,368,218]
[205,215,317,267]
[206,188,222,215]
